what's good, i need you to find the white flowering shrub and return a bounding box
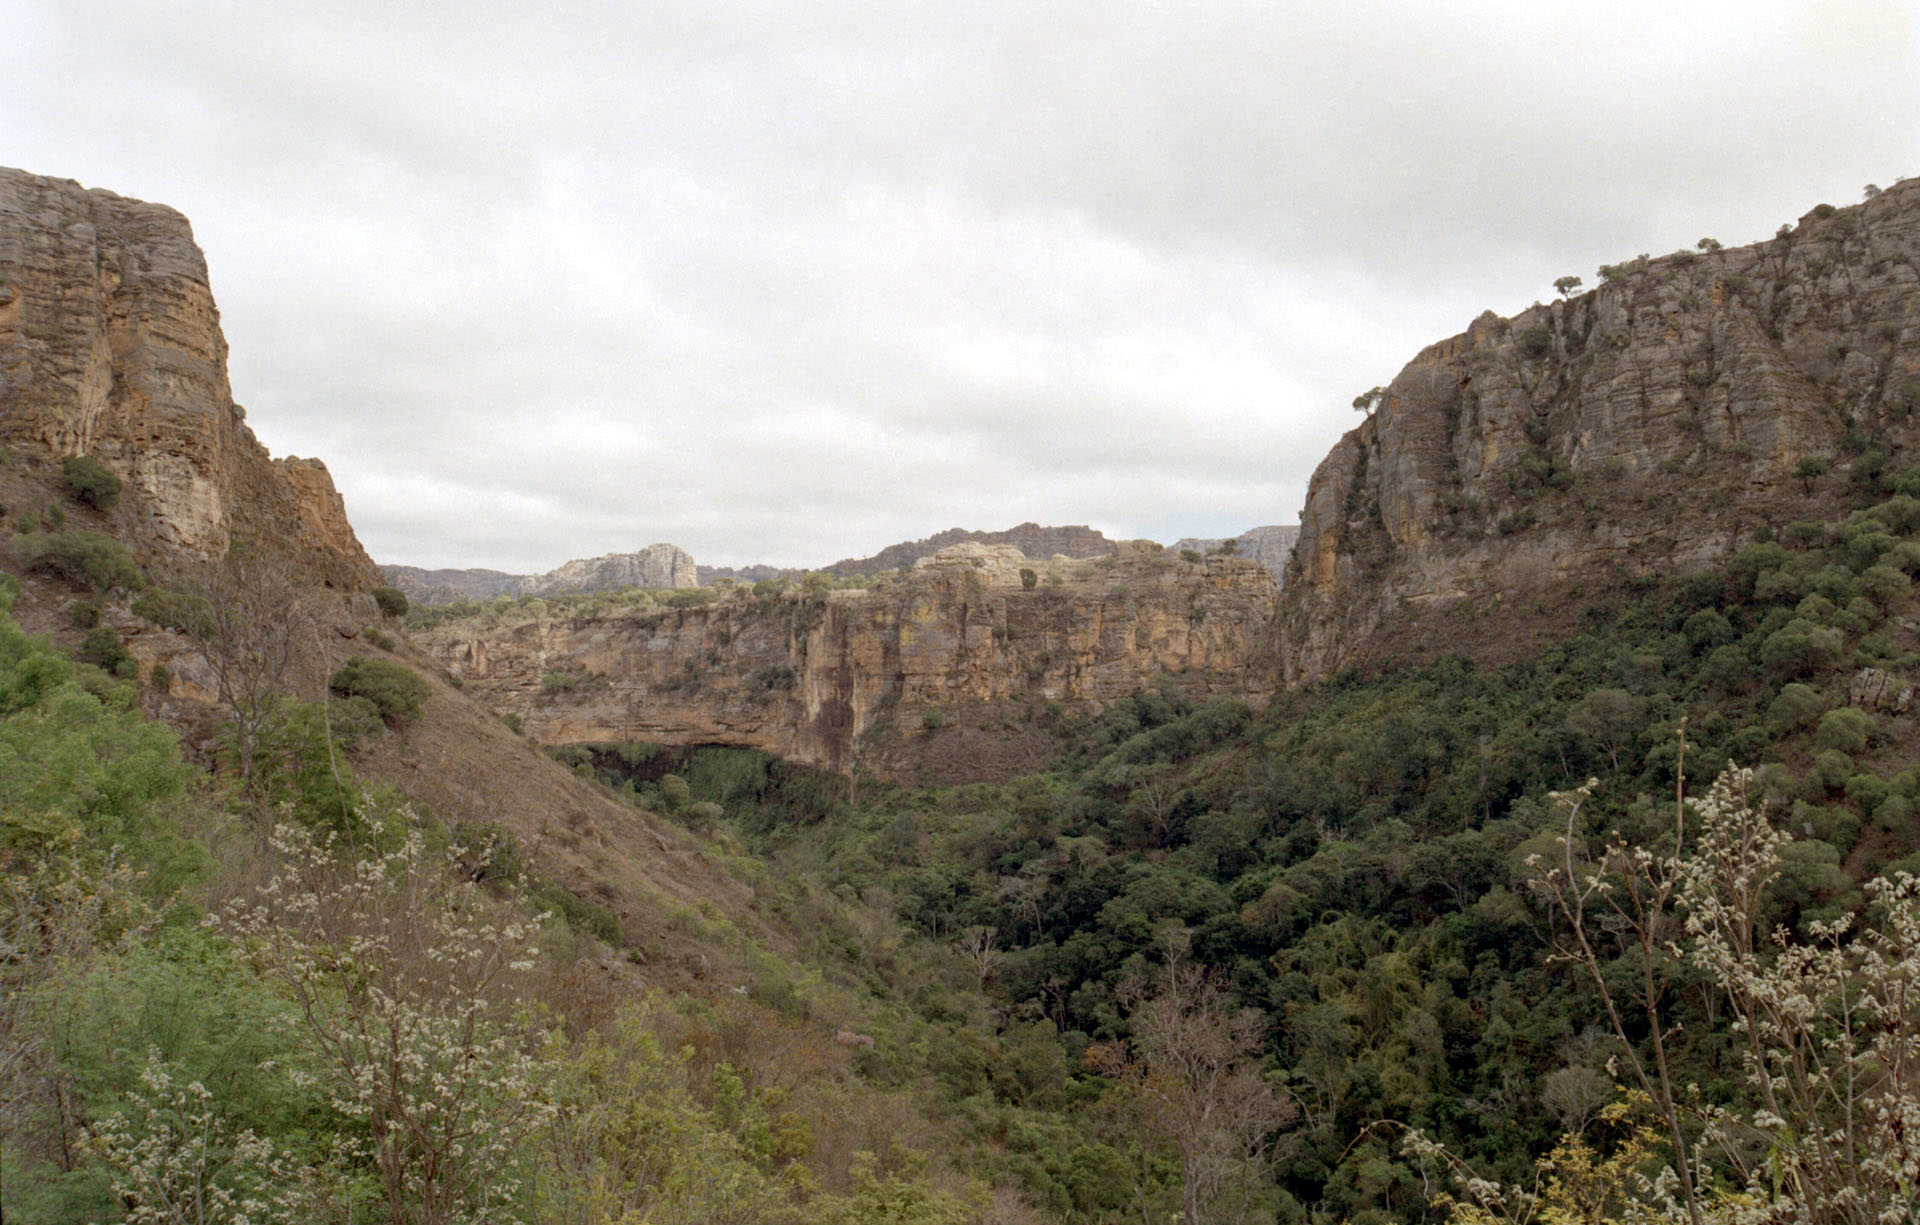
[1414,765,1920,1225]
[83,1048,307,1225]
[218,822,553,1225]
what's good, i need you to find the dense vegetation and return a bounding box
[10,475,1920,1222]
[555,481,1920,1222]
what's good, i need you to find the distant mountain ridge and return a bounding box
[393,524,1297,600]
[382,543,697,606]
[823,522,1117,576]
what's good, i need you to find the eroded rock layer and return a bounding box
[419,544,1279,774]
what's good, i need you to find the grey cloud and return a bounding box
[8,1,1917,575]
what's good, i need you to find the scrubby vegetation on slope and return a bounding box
[546,474,1920,1222]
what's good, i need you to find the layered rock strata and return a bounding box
[419,543,1279,774]
[0,168,374,588]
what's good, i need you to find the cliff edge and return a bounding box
[1283,180,1920,681]
[0,168,374,588]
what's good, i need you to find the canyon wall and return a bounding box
[1282,180,1920,681]
[0,168,375,589]
[419,543,1279,775]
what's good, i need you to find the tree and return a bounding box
[371,586,410,618]
[1554,275,1583,298]
[1563,687,1646,771]
[1352,386,1386,414]
[1526,773,1705,1225]
[1125,962,1295,1225]
[220,822,552,1225]
[139,547,316,801]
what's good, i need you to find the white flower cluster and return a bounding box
[217,821,554,1224]
[83,1048,308,1225]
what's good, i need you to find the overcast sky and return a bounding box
[8,2,1918,572]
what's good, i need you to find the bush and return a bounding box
[329,656,431,725]
[1814,707,1874,754]
[77,625,135,676]
[1760,621,1841,680]
[148,660,172,693]
[61,455,123,510]
[15,530,145,592]
[67,599,99,629]
[371,586,409,618]
[1769,682,1825,733]
[130,587,216,637]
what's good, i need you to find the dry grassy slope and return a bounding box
[0,454,778,991]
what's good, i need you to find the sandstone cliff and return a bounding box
[0,168,374,589]
[1169,525,1299,581]
[418,543,1278,778]
[520,543,697,594]
[1281,180,1920,682]
[385,544,699,605]
[824,522,1116,577]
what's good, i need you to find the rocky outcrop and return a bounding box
[1281,181,1920,682]
[520,543,697,595]
[825,522,1116,577]
[417,544,1278,776]
[0,168,375,588]
[1169,526,1299,581]
[385,544,699,605]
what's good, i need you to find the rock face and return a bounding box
[520,544,697,595]
[379,564,526,605]
[384,545,699,605]
[825,522,1116,576]
[417,545,1278,776]
[0,168,374,588]
[1169,526,1299,581]
[1281,181,1920,682]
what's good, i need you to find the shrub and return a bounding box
[1020,567,1038,590]
[1760,621,1841,680]
[77,625,135,676]
[148,660,172,692]
[1814,707,1874,754]
[67,599,99,628]
[131,586,218,637]
[530,881,624,945]
[1769,682,1825,733]
[1518,325,1553,357]
[15,530,145,592]
[501,711,524,735]
[61,454,123,510]
[329,656,431,725]
[371,586,409,618]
